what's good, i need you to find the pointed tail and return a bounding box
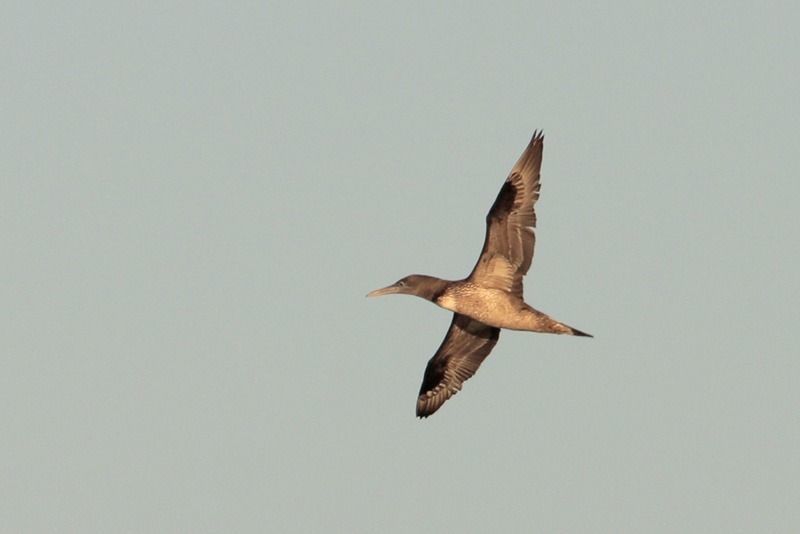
[550,319,593,338]
[568,326,592,337]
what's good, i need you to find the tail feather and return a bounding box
[569,326,592,337]
[549,318,592,338]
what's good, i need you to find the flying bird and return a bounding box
[367,132,591,417]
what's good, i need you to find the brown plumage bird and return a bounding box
[367,132,591,417]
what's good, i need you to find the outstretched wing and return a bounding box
[468,131,543,297]
[416,314,500,418]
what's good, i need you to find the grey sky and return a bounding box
[2,2,798,532]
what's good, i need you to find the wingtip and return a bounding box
[416,402,437,418]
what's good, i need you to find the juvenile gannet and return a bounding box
[368,132,591,417]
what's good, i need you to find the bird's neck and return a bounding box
[412,276,451,302]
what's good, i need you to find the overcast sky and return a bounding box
[3,2,799,532]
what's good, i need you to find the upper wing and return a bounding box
[468,131,543,297]
[416,313,500,418]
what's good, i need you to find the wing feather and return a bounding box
[468,131,543,296]
[416,314,500,417]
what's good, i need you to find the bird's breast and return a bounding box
[435,285,526,329]
[435,291,459,313]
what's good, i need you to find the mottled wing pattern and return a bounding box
[416,314,500,418]
[469,131,543,297]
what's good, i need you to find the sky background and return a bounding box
[2,2,799,532]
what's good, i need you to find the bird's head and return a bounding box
[366,275,448,302]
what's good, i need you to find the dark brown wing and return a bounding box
[468,131,543,297]
[416,314,500,418]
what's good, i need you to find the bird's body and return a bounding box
[435,281,583,334]
[368,131,591,417]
